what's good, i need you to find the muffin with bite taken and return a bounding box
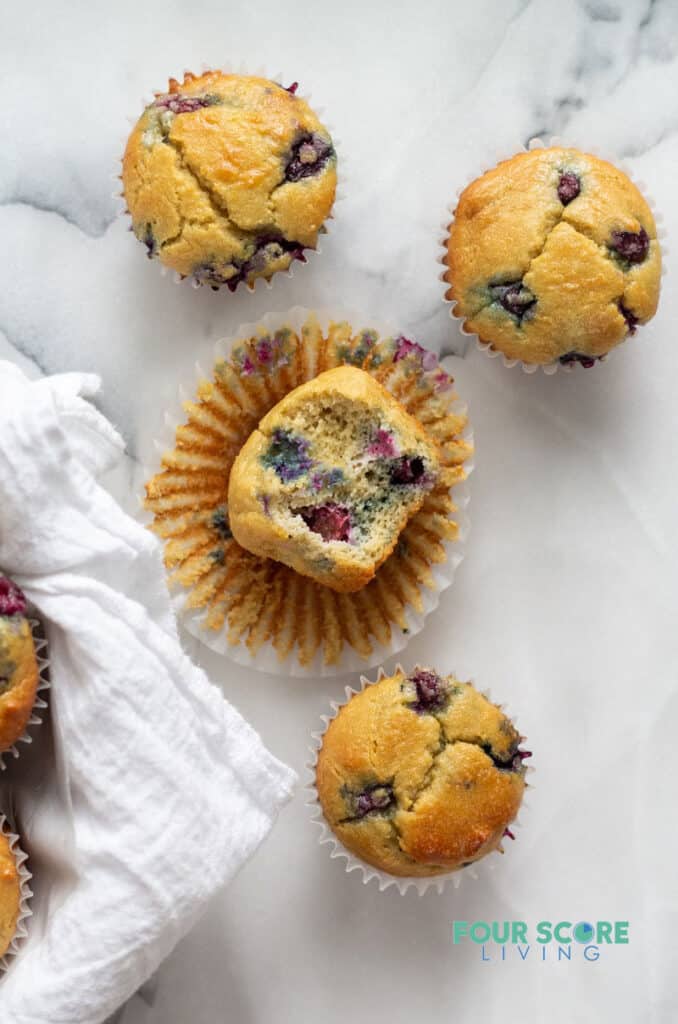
[228,366,440,592]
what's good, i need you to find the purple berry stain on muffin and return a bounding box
[0,576,27,617]
[406,668,448,713]
[285,82,299,94]
[514,749,532,769]
[558,352,599,368]
[393,336,439,372]
[557,172,580,205]
[261,429,313,482]
[338,329,379,367]
[211,506,232,540]
[143,223,156,258]
[618,302,639,334]
[389,455,425,485]
[609,226,649,264]
[482,742,532,774]
[154,93,221,114]
[490,281,537,323]
[232,332,292,377]
[285,133,334,182]
[310,468,344,492]
[299,503,351,542]
[194,236,306,291]
[255,337,273,366]
[503,827,516,840]
[346,783,395,819]
[367,428,398,458]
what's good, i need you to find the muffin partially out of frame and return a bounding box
[0,575,39,755]
[122,71,337,290]
[0,826,22,960]
[444,146,661,367]
[315,667,530,877]
[228,367,440,592]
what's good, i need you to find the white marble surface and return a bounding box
[2,1,678,1022]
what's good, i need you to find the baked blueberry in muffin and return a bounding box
[444,146,661,366]
[122,71,337,289]
[0,575,39,755]
[227,366,440,592]
[315,667,530,877]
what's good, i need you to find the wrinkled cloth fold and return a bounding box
[0,362,296,1023]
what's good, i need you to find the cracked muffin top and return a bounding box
[0,575,39,754]
[0,828,21,959]
[444,147,661,367]
[315,667,530,877]
[122,71,337,290]
[228,366,440,593]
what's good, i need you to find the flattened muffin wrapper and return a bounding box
[115,63,343,295]
[439,135,667,374]
[305,666,531,895]
[0,616,50,772]
[0,814,33,973]
[143,307,473,676]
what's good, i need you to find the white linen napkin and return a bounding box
[0,362,296,1023]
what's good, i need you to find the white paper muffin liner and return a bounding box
[142,307,473,677]
[305,665,532,895]
[0,813,32,973]
[114,63,343,295]
[0,615,50,772]
[439,135,668,375]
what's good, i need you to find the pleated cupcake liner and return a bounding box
[438,135,668,375]
[143,306,473,676]
[305,664,533,895]
[114,63,343,295]
[0,814,33,974]
[0,616,50,772]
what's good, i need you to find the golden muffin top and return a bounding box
[122,71,337,288]
[315,667,530,877]
[445,146,661,366]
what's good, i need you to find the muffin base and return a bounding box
[0,814,32,972]
[306,666,531,895]
[0,616,50,772]
[144,307,472,676]
[439,136,667,374]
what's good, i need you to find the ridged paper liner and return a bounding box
[305,665,532,895]
[439,135,668,374]
[0,615,50,771]
[143,307,473,676]
[114,64,343,294]
[0,814,32,973]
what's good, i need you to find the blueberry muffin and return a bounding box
[228,367,440,592]
[444,147,661,366]
[315,667,530,877]
[0,576,39,754]
[0,826,21,959]
[122,71,337,289]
